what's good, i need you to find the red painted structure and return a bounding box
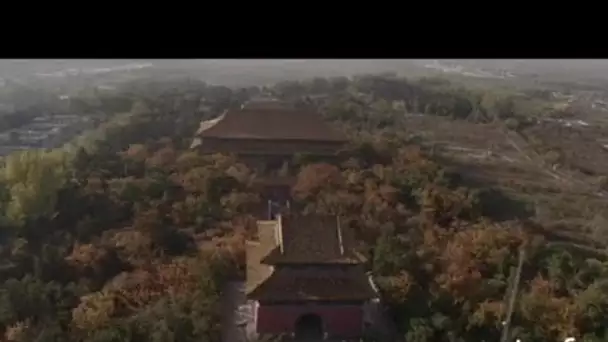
[247,215,376,339]
[193,99,348,220]
[257,304,363,338]
[193,99,347,168]
[194,99,374,338]
[257,302,364,337]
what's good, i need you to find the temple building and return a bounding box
[191,98,348,218]
[246,214,378,340]
[192,98,345,167]
[193,98,382,339]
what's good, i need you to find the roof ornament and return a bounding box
[277,214,284,254]
[336,216,345,256]
[250,94,280,102]
[242,95,292,111]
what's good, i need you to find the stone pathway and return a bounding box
[223,219,280,341]
[221,282,256,342]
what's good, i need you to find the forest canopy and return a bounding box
[0,73,604,342]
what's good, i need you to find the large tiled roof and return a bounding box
[247,266,376,301]
[196,102,347,142]
[262,215,366,265]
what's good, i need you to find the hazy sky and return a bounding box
[2,59,608,84]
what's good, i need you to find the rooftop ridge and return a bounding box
[248,95,281,102]
[277,214,284,254]
[260,214,366,265]
[241,98,293,111]
[195,104,348,143]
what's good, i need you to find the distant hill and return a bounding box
[4,59,608,89]
[0,60,420,87]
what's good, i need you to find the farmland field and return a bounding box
[402,114,608,246]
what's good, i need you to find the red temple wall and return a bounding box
[256,303,363,337]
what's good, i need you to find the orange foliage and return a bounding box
[121,144,149,162]
[470,300,505,328]
[110,229,153,262]
[72,290,117,331]
[519,276,580,339]
[378,271,414,304]
[435,222,525,302]
[146,146,177,168]
[420,185,476,227]
[292,163,342,199]
[72,257,207,331]
[65,243,110,272]
[4,320,30,342]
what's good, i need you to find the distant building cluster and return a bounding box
[0,114,94,156]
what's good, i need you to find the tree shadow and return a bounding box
[476,187,534,222]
